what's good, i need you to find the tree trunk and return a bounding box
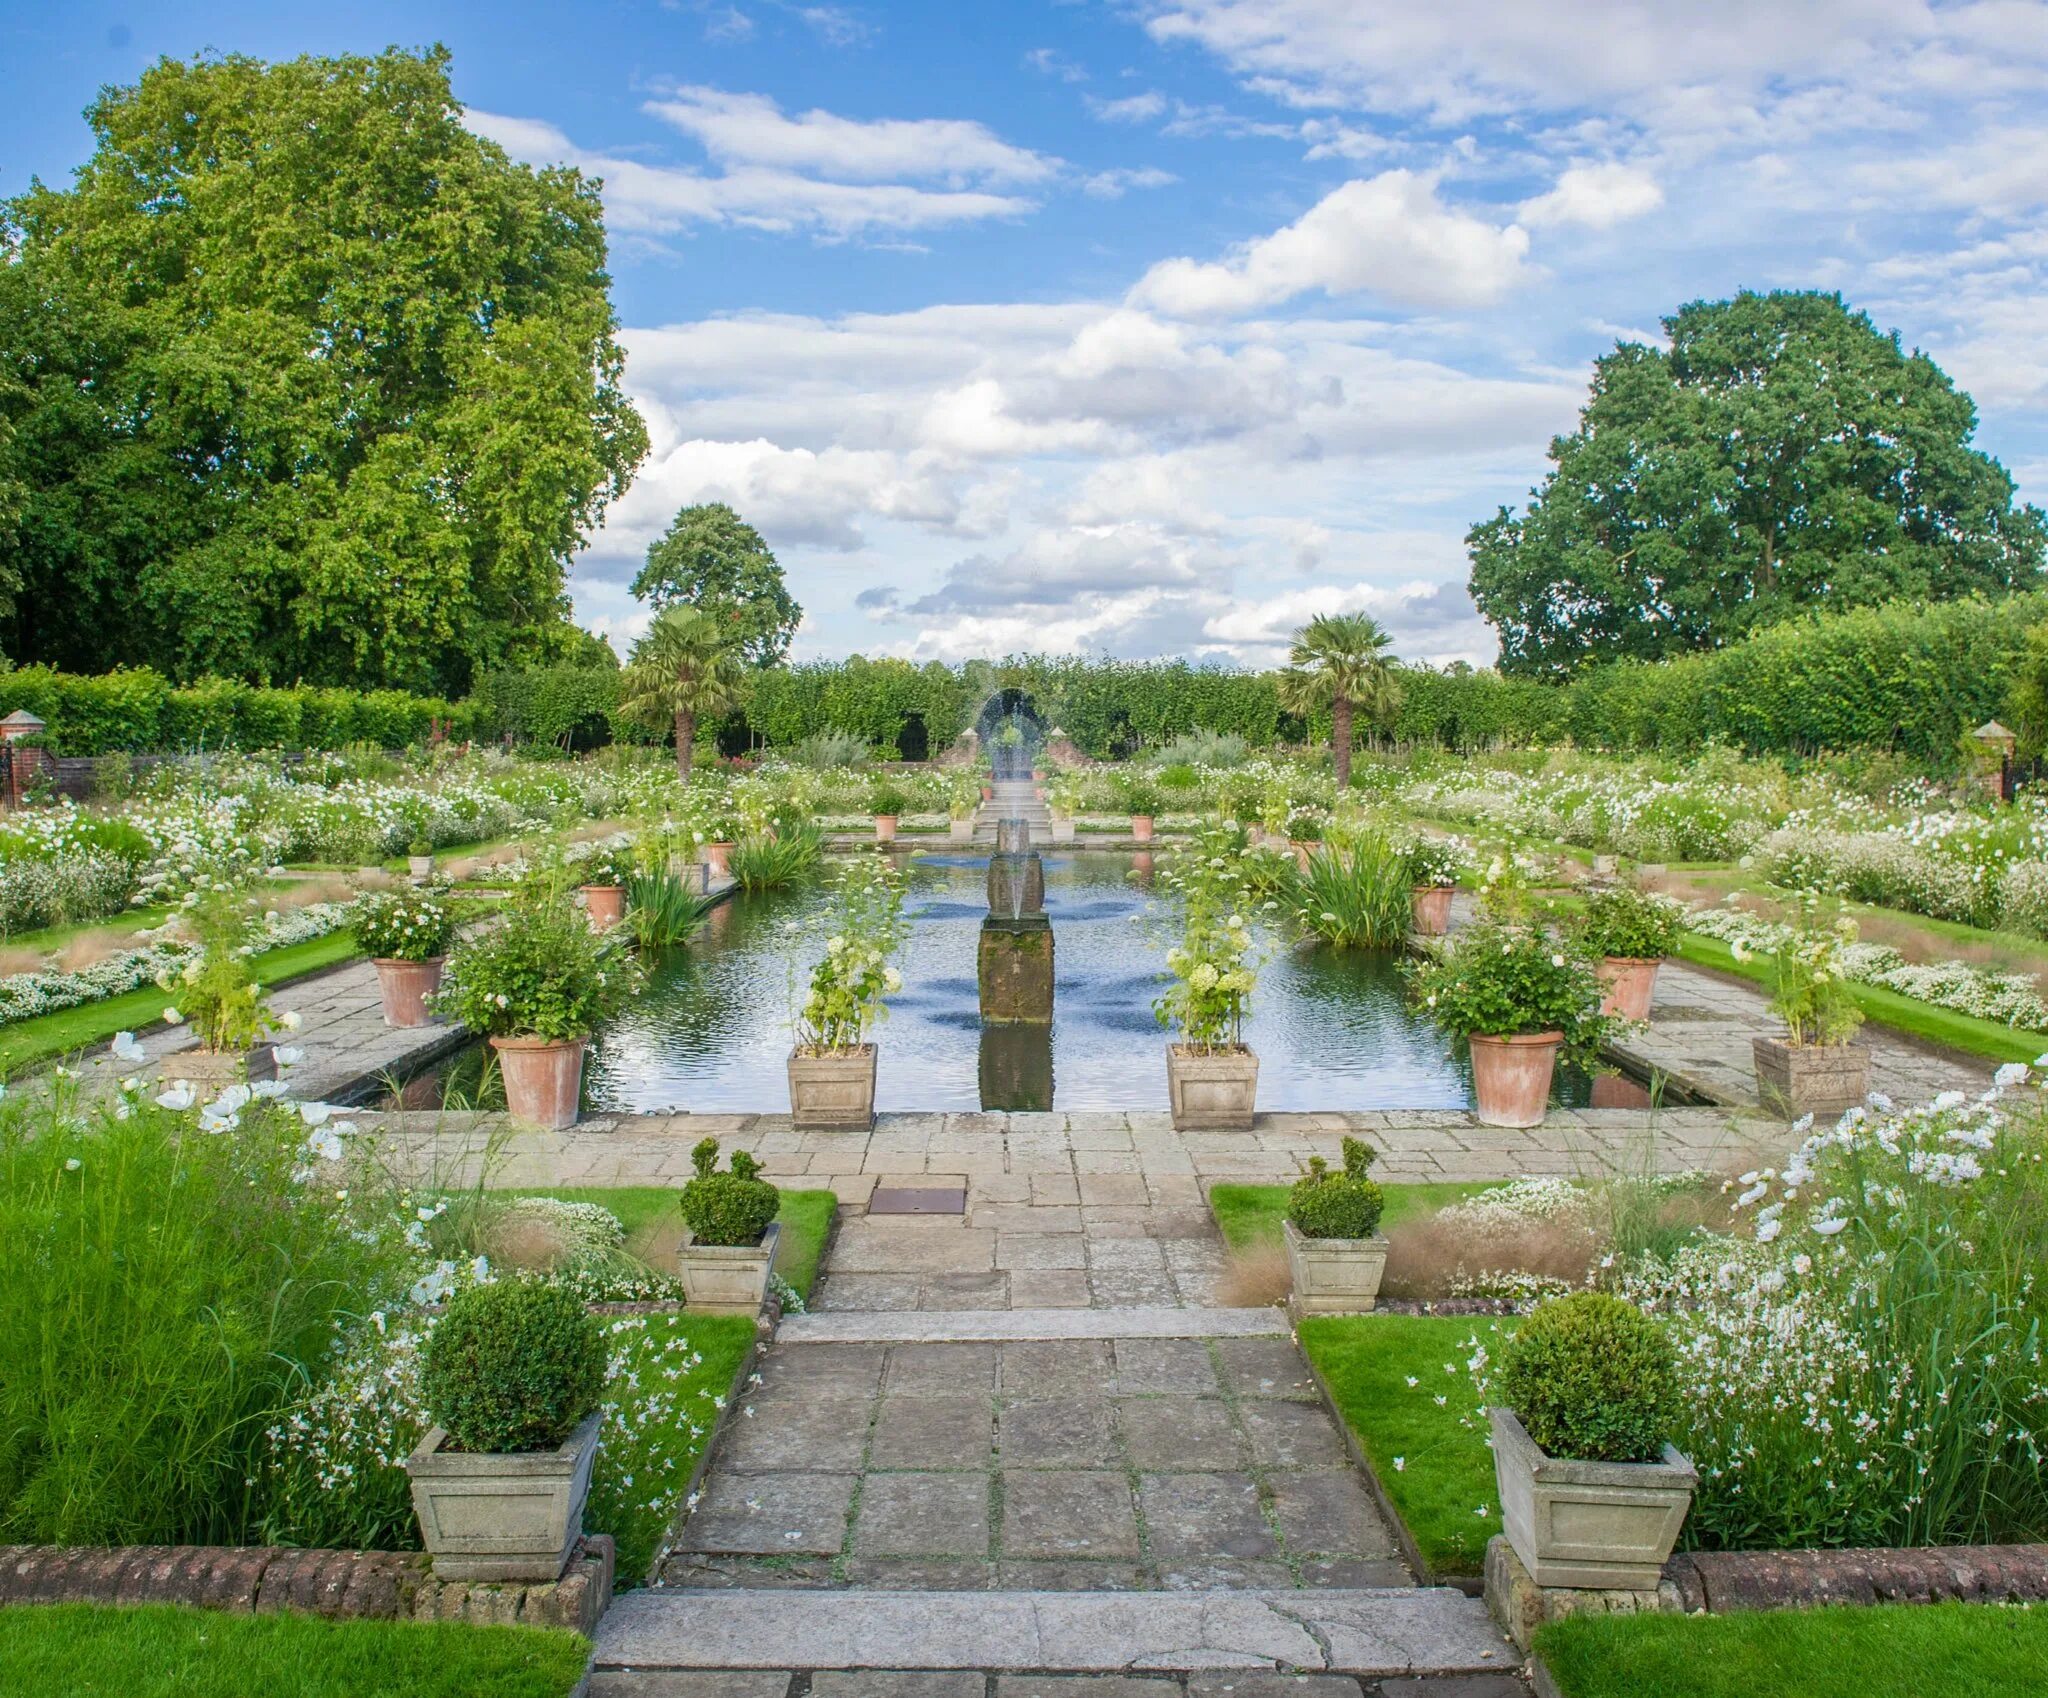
[1332,694,1354,789]
[674,708,696,784]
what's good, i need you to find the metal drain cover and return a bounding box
[868,1185,968,1216]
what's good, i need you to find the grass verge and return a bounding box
[0,1602,589,1698]
[1207,1181,1495,1255]
[1535,1601,2048,1698]
[1296,1313,1510,1577]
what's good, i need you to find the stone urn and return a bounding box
[1597,956,1661,1022]
[701,841,735,880]
[1165,1043,1258,1131]
[580,884,627,929]
[1410,886,1453,936]
[1490,1404,1696,1591]
[1283,1219,1389,1315]
[489,1035,585,1130]
[1130,813,1156,843]
[405,1411,602,1582]
[678,1221,782,1315]
[1752,1036,1869,1119]
[374,956,445,1028]
[789,1044,878,1129]
[158,1046,279,1089]
[1467,1031,1561,1128]
[874,813,899,844]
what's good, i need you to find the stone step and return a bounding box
[593,1587,1514,1677]
[775,1305,1290,1344]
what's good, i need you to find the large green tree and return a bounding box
[632,502,802,666]
[1467,291,2046,678]
[0,46,646,692]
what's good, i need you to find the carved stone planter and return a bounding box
[789,1044,878,1129]
[408,854,435,882]
[1165,1043,1258,1131]
[1490,1404,1696,1591]
[951,817,975,842]
[158,1046,277,1089]
[1051,814,1076,843]
[1468,1031,1561,1128]
[679,1221,782,1315]
[1752,1035,1869,1119]
[406,1411,602,1582]
[374,956,445,1028]
[579,884,626,929]
[1410,886,1453,936]
[1283,1218,1389,1315]
[489,1035,585,1130]
[1597,956,1661,1022]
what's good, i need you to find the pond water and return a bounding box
[548,850,1603,1115]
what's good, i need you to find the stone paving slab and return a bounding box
[780,1308,1291,1343]
[595,1588,1512,1675]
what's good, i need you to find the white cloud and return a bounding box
[1129,171,1532,315]
[1082,166,1178,199]
[1088,90,1168,123]
[1519,162,1664,229]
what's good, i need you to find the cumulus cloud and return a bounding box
[1519,162,1664,229]
[1088,90,1168,123]
[1129,171,1532,315]
[1082,166,1179,199]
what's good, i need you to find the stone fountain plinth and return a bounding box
[979,819,1053,1025]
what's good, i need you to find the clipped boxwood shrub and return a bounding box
[679,1137,780,1247]
[1286,1136,1385,1239]
[419,1281,605,1453]
[1493,1291,1676,1463]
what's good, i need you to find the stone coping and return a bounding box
[775,1305,1291,1343]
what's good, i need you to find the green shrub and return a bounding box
[678,1138,780,1247]
[1493,1292,1676,1463]
[352,891,460,961]
[419,1281,605,1453]
[1403,918,1612,1064]
[1403,838,1462,889]
[432,889,640,1040]
[1287,1137,1386,1239]
[867,780,910,816]
[624,866,710,951]
[1575,885,1685,961]
[730,823,824,891]
[1298,831,1410,948]
[1118,775,1162,815]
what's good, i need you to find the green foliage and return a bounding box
[1148,729,1249,767]
[169,897,277,1052]
[1769,890,1867,1046]
[433,888,639,1040]
[867,779,910,816]
[1117,772,1163,816]
[487,664,620,753]
[352,891,460,962]
[0,46,646,693]
[633,503,802,668]
[1297,832,1411,949]
[615,607,748,782]
[418,1281,605,1453]
[1493,1292,1677,1463]
[729,823,824,891]
[1280,613,1403,786]
[1154,822,1261,1048]
[1286,1137,1386,1240]
[785,727,871,768]
[623,866,711,951]
[1469,291,2046,679]
[678,1137,780,1247]
[1403,837,1463,889]
[1574,885,1684,961]
[1404,918,1612,1063]
[796,855,908,1052]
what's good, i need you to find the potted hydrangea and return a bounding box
[1405,839,1461,936]
[1575,884,1685,1022]
[789,856,907,1128]
[355,889,460,1028]
[158,897,285,1086]
[1156,827,1261,1130]
[1283,1136,1388,1314]
[1486,1292,1696,1590]
[1753,890,1868,1117]
[869,779,909,844]
[574,840,634,929]
[1404,918,1611,1128]
[405,1281,607,1581]
[677,1137,783,1313]
[434,891,639,1129]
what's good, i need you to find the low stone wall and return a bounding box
[0,1534,613,1636]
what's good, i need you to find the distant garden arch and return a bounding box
[973,688,1045,779]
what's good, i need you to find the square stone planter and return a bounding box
[1752,1035,1869,1119]
[1165,1043,1259,1131]
[679,1220,781,1315]
[950,818,975,843]
[1283,1218,1389,1315]
[1490,1404,1696,1591]
[789,1043,878,1129]
[406,1411,602,1582]
[157,1045,278,1089]
[1050,815,1076,843]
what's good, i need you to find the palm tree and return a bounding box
[616,607,748,783]
[1278,612,1401,788]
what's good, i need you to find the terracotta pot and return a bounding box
[1752,1035,1869,1119]
[580,884,626,929]
[1165,1043,1259,1131]
[489,1035,586,1130]
[1468,1030,1561,1128]
[981,784,994,801]
[1410,886,1453,936]
[1491,1405,1695,1591]
[874,814,899,843]
[374,956,445,1028]
[1130,814,1156,843]
[701,841,734,880]
[1289,838,1316,871]
[788,1044,878,1129]
[1598,955,1661,1022]
[406,1412,601,1582]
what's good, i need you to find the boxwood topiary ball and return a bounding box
[1493,1290,1676,1463]
[420,1280,605,1454]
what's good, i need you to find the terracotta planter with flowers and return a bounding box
[1409,886,1453,936]
[873,814,899,844]
[1468,1032,1563,1128]
[489,1036,587,1130]
[355,891,461,1029]
[701,841,735,880]
[580,885,626,929]
[375,958,445,1028]
[1130,814,1156,843]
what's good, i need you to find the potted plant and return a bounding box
[677,1137,783,1313]
[869,779,909,844]
[1575,884,1685,1022]
[693,804,740,881]
[1283,804,1328,870]
[355,889,460,1028]
[1156,826,1261,1129]
[1486,1292,1696,1590]
[1404,918,1611,1128]
[407,837,435,882]
[1122,776,1161,844]
[1752,891,1869,1117]
[405,1281,607,1581]
[789,855,907,1128]
[575,841,633,929]
[157,897,283,1086]
[949,787,978,843]
[434,891,639,1129]
[1283,1136,1388,1314]
[1405,838,1461,936]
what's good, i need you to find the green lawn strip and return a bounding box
[507,1185,840,1301]
[1676,931,2048,1064]
[1535,1602,2048,1698]
[0,929,364,1077]
[1296,1313,1509,1578]
[0,902,176,953]
[0,1603,588,1698]
[1207,1181,1495,1255]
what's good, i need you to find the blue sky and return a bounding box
[6,1,2048,666]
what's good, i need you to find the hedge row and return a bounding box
[0,666,491,756]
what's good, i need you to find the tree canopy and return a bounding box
[632,502,802,667]
[617,606,749,782]
[1467,290,2047,678]
[0,45,646,693]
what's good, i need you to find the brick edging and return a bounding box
[1664,1542,2048,1612]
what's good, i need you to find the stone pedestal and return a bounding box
[979,915,1054,1023]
